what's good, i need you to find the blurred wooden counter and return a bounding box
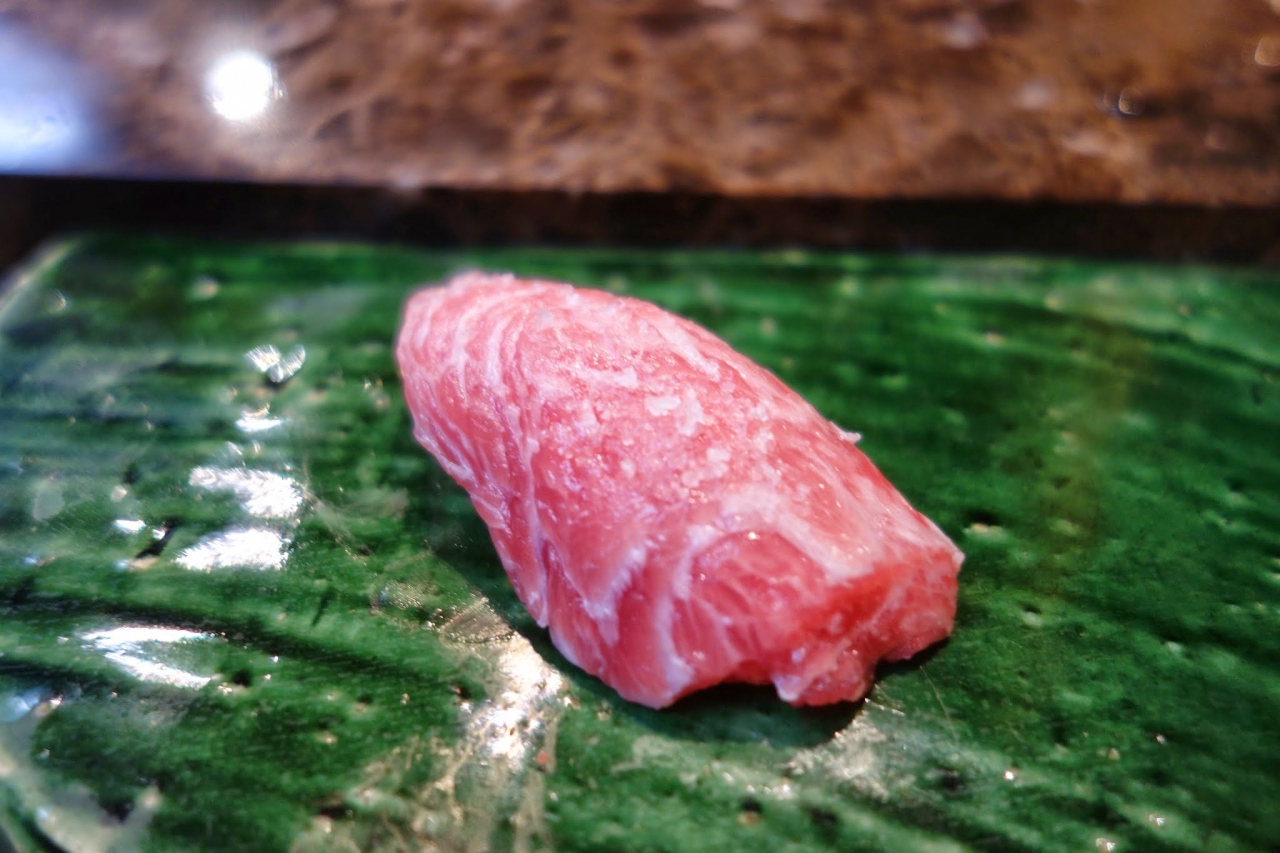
[3,0,1278,205]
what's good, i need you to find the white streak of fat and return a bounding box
[659,322,723,382]
[81,626,219,689]
[677,390,705,437]
[644,394,681,416]
[657,593,694,699]
[565,364,640,393]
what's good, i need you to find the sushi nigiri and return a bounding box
[395,273,962,709]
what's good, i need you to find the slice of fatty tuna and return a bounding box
[395,272,963,709]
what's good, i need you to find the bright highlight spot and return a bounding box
[236,408,287,434]
[245,344,306,383]
[174,526,290,571]
[113,518,147,534]
[0,24,99,170]
[82,626,218,689]
[189,466,304,518]
[438,600,564,769]
[205,50,281,121]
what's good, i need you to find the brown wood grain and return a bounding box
[3,0,1279,204]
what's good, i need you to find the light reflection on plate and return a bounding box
[0,687,47,724]
[174,526,290,572]
[235,407,287,434]
[244,343,306,384]
[112,517,147,534]
[188,465,304,519]
[81,626,220,690]
[394,598,565,850]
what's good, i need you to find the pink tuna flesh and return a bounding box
[395,272,963,709]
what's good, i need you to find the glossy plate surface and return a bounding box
[1,236,1277,852]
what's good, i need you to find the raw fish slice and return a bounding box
[396,272,963,708]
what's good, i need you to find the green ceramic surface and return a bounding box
[0,236,1277,853]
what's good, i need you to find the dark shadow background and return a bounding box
[3,176,1278,276]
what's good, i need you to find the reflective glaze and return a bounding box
[0,237,1278,852]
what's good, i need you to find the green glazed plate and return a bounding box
[0,236,1277,852]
